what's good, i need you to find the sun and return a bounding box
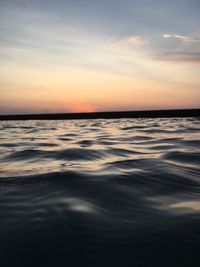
[70,103,96,113]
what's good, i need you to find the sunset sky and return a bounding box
[0,0,200,114]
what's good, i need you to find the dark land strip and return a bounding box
[0,109,200,121]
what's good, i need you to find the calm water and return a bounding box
[0,118,200,267]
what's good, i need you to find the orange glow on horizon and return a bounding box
[69,103,96,113]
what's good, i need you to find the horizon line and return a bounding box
[0,108,200,121]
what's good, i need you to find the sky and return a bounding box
[0,0,200,114]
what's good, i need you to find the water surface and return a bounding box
[0,118,200,266]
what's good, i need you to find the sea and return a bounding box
[0,117,200,267]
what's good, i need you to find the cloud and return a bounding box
[163,34,190,41]
[163,33,200,42]
[113,33,200,64]
[115,35,149,48]
[155,51,200,63]
[151,33,200,63]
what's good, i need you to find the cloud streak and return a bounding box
[163,34,190,41]
[163,33,200,42]
[115,36,149,48]
[114,33,200,64]
[158,33,200,63]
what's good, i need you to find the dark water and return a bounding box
[0,118,200,267]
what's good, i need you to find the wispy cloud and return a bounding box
[163,34,190,41]
[157,33,200,63]
[155,51,200,63]
[115,36,149,48]
[113,33,200,64]
[163,33,200,42]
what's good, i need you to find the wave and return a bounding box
[163,151,200,164]
[0,117,200,267]
[5,147,104,161]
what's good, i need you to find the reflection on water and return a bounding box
[0,118,200,267]
[170,201,200,211]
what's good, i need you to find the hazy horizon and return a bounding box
[0,0,200,114]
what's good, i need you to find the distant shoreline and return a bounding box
[0,109,199,121]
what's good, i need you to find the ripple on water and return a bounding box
[0,118,200,267]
